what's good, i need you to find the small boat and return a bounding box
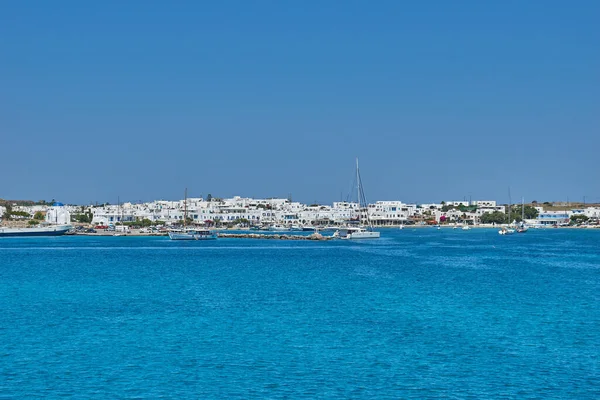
[516,224,528,233]
[399,224,404,230]
[462,224,470,230]
[499,227,515,235]
[268,224,289,231]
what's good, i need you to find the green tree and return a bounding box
[524,206,539,219]
[73,213,93,223]
[33,211,44,220]
[11,211,30,218]
[140,218,153,227]
[509,205,539,220]
[480,211,506,224]
[570,215,589,225]
[3,204,13,220]
[207,194,212,202]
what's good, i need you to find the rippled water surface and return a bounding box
[1,229,599,398]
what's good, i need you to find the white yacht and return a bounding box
[335,226,380,239]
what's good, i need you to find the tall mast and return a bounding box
[184,188,187,230]
[356,157,361,223]
[356,158,360,207]
[508,188,512,224]
[522,197,525,221]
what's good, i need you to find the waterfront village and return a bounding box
[1,196,599,232]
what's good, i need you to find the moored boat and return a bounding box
[268,224,289,231]
[516,198,528,233]
[335,158,380,240]
[0,224,73,237]
[169,188,217,240]
[499,227,515,235]
[335,226,380,239]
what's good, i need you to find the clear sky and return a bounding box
[1,1,598,205]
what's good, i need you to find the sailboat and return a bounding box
[499,189,515,235]
[336,158,380,239]
[516,197,528,233]
[169,189,217,240]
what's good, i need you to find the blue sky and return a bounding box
[1,1,598,205]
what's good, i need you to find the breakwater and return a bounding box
[217,232,333,241]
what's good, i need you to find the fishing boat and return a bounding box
[169,189,216,240]
[336,158,380,240]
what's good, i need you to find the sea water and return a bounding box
[1,229,598,398]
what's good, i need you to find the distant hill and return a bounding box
[0,199,51,206]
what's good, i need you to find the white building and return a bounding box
[45,203,71,225]
[368,201,411,225]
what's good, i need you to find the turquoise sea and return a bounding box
[1,229,599,398]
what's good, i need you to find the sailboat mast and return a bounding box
[522,197,525,221]
[508,188,512,224]
[184,188,187,230]
[356,158,361,223]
